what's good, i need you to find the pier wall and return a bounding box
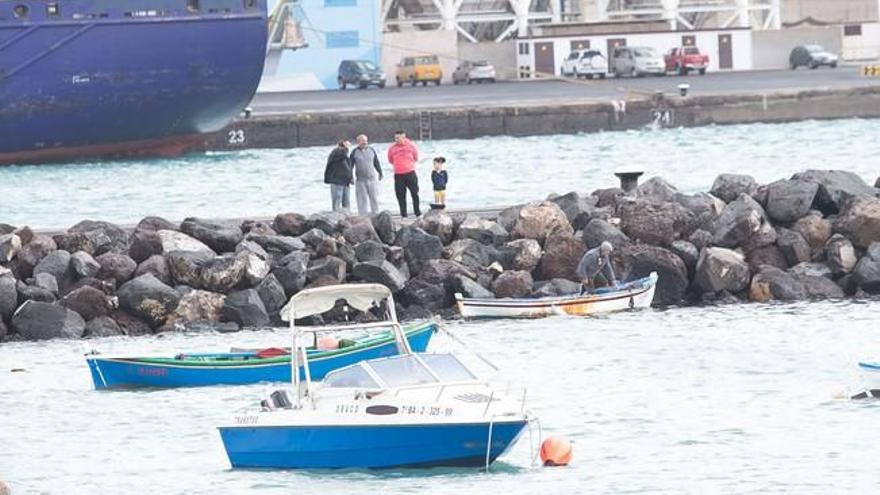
[209,85,880,151]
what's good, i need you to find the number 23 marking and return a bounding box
[227,129,245,145]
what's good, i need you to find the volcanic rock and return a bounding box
[710,174,759,203]
[491,270,533,298]
[12,301,85,340]
[764,179,819,223]
[71,251,101,280]
[221,289,269,328]
[61,286,111,321]
[135,255,171,286]
[614,244,688,305]
[825,234,857,275]
[581,218,630,250]
[117,273,182,329]
[456,216,509,246]
[95,252,137,285]
[352,260,408,293]
[693,247,751,294]
[749,266,808,302]
[510,201,573,245]
[180,217,242,253]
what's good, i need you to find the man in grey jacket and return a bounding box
[349,134,384,214]
[576,241,618,292]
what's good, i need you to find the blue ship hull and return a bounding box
[0,0,267,164]
[219,420,528,469]
[86,323,436,389]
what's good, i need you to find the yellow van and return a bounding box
[395,54,442,87]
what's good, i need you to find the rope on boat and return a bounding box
[526,412,543,467]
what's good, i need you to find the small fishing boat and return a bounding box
[455,272,658,319]
[218,283,534,469]
[85,320,436,390]
[852,361,880,399]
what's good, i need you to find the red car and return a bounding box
[664,46,709,75]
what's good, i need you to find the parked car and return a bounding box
[396,54,442,87]
[789,45,838,69]
[664,46,709,75]
[609,46,665,77]
[560,49,607,79]
[337,60,386,89]
[452,60,496,84]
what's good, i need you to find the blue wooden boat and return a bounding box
[218,284,534,470]
[86,320,436,390]
[852,361,880,399]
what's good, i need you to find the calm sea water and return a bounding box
[1,300,879,493]
[0,118,878,229]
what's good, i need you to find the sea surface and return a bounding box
[1,301,879,493]
[0,118,877,229]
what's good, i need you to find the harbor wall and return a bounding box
[209,85,880,151]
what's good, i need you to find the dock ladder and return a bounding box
[418,111,432,140]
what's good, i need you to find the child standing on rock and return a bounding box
[431,156,448,207]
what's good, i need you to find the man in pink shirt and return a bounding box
[387,130,421,217]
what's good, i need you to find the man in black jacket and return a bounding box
[324,139,353,211]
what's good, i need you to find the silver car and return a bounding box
[610,46,666,78]
[452,60,497,84]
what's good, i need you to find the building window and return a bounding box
[844,24,862,36]
[518,43,530,55]
[325,0,356,6]
[47,2,60,16]
[326,30,359,48]
[13,4,29,17]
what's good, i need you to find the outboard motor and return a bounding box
[270,390,293,409]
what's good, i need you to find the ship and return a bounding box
[0,0,269,165]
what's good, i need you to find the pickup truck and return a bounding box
[664,47,709,75]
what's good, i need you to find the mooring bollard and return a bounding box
[678,83,690,98]
[614,171,644,192]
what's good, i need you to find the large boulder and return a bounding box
[300,228,338,257]
[745,244,788,272]
[687,229,714,250]
[547,192,599,230]
[791,169,878,214]
[501,239,542,272]
[853,242,880,294]
[510,201,573,245]
[535,230,586,281]
[531,278,582,298]
[199,254,247,293]
[444,239,500,270]
[710,174,759,203]
[417,210,455,245]
[496,204,524,232]
[235,239,270,261]
[307,211,348,234]
[352,260,408,293]
[128,229,163,264]
[401,278,448,310]
[271,250,310,296]
[0,233,21,263]
[34,250,73,290]
[776,228,811,267]
[453,275,494,299]
[16,280,56,304]
[109,310,153,336]
[118,273,182,329]
[764,179,818,223]
[675,192,725,232]
[243,252,269,286]
[0,275,17,320]
[246,233,306,256]
[749,266,808,302]
[825,234,857,275]
[84,316,124,338]
[12,301,85,340]
[371,211,396,245]
[164,290,226,329]
[34,273,58,295]
[636,176,678,202]
[341,216,380,245]
[71,251,101,279]
[581,218,630,250]
[61,286,111,321]
[670,240,699,277]
[791,211,832,252]
[180,217,243,253]
[416,259,476,287]
[241,219,276,237]
[95,252,137,285]
[306,256,347,284]
[354,240,386,262]
[591,187,624,208]
[833,196,880,249]
[617,198,692,247]
[67,220,128,255]
[456,216,509,246]
[394,226,443,275]
[693,247,751,294]
[166,250,213,287]
[256,273,287,318]
[14,235,57,279]
[789,262,833,279]
[614,244,688,305]
[221,289,269,328]
[156,230,214,255]
[135,255,171,286]
[790,273,845,299]
[273,212,309,237]
[491,270,533,298]
[712,194,777,251]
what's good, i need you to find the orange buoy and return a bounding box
[316,336,339,350]
[540,436,572,467]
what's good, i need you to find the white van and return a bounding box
[609,46,665,77]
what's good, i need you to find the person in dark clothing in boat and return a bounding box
[324,139,353,212]
[576,241,618,292]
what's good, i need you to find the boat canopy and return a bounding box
[323,354,476,390]
[281,283,391,321]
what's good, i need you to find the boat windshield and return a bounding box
[420,354,476,382]
[367,355,437,387]
[324,364,381,389]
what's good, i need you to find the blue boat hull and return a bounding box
[0,0,267,164]
[219,421,528,469]
[86,324,435,389]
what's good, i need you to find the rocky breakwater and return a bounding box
[1,169,879,342]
